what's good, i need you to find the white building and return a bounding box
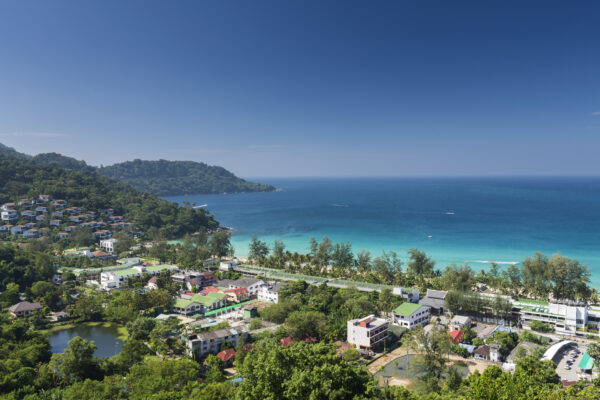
[517,299,593,336]
[393,287,420,303]
[450,315,472,331]
[347,315,389,350]
[186,328,242,357]
[100,238,118,253]
[223,277,264,296]
[392,303,431,329]
[1,203,15,211]
[258,282,286,303]
[219,259,239,271]
[100,264,178,290]
[1,210,18,222]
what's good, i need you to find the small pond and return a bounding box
[49,324,124,358]
[375,355,469,381]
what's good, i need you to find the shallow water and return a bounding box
[374,354,469,379]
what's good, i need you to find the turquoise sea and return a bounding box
[165,177,600,287]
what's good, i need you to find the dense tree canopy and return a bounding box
[0,155,218,239]
[100,159,275,196]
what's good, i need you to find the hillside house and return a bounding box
[9,301,42,318]
[23,229,39,239]
[1,210,18,222]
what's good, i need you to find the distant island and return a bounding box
[0,143,275,196]
[100,159,276,196]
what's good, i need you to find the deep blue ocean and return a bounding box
[165,177,600,287]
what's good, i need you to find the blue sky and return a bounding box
[0,1,599,177]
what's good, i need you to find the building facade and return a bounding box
[392,303,431,329]
[347,315,389,349]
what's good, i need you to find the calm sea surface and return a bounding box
[165,177,600,287]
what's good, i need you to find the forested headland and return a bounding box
[0,143,275,196]
[100,159,275,196]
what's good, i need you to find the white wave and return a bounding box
[469,260,519,265]
[192,204,208,209]
[331,203,349,207]
[445,211,455,215]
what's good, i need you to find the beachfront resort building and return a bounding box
[347,315,389,349]
[515,298,599,336]
[392,303,431,329]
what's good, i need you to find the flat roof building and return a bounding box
[347,315,389,350]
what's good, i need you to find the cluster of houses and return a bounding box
[346,288,600,372]
[168,271,285,316]
[0,195,136,241]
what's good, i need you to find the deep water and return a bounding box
[165,177,600,287]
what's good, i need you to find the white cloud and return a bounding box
[0,132,70,137]
[592,111,600,116]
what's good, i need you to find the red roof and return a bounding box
[216,348,236,363]
[91,250,111,257]
[201,286,220,294]
[303,335,318,344]
[280,337,298,348]
[225,287,249,296]
[202,272,218,280]
[281,335,317,347]
[449,329,464,344]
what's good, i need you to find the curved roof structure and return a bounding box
[541,340,575,362]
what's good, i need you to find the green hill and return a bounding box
[31,152,95,173]
[0,150,218,238]
[0,144,274,196]
[99,159,275,196]
[0,143,27,159]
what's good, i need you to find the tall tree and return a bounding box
[248,235,269,263]
[503,264,522,298]
[372,251,403,285]
[405,323,452,393]
[441,264,474,292]
[209,230,232,258]
[331,242,353,276]
[49,336,101,384]
[407,248,435,277]
[271,240,285,269]
[520,252,551,299]
[356,250,372,274]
